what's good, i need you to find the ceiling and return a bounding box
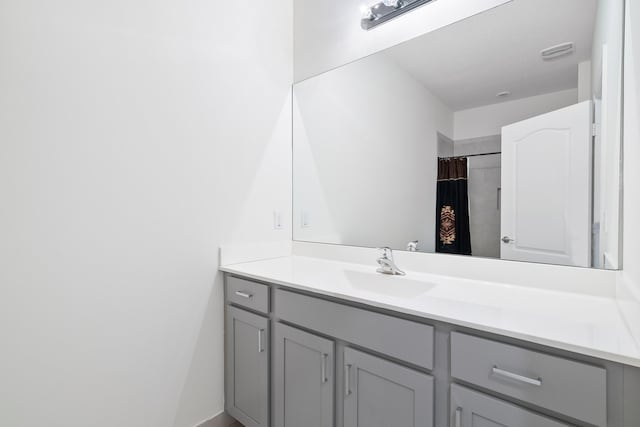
[384,0,598,111]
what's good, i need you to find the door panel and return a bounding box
[225,306,269,427]
[343,347,434,427]
[274,323,334,427]
[501,101,592,267]
[451,384,571,427]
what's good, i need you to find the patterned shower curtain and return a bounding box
[435,157,472,255]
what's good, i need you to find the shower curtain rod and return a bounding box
[438,152,501,160]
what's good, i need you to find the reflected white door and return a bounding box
[501,101,592,267]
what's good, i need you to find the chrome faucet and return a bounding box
[376,247,405,276]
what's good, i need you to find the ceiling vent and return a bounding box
[540,42,575,61]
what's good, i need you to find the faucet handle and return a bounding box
[377,247,393,259]
[375,247,405,276]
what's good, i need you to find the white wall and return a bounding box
[578,60,593,102]
[0,2,292,427]
[454,135,501,156]
[453,89,579,140]
[293,54,453,252]
[294,0,511,81]
[438,133,455,157]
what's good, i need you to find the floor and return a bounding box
[212,413,244,427]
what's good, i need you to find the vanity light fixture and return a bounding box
[361,0,435,30]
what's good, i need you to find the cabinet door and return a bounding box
[225,306,269,427]
[274,323,334,427]
[451,384,571,427]
[343,347,434,427]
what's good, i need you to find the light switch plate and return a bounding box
[273,211,283,230]
[301,211,311,228]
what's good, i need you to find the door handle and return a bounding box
[257,329,265,353]
[455,407,462,427]
[344,364,352,397]
[235,291,253,299]
[321,353,328,384]
[501,236,514,244]
[491,366,542,386]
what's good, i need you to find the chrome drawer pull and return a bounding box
[235,291,253,299]
[344,364,352,397]
[455,407,462,427]
[321,353,328,384]
[492,366,542,386]
[258,329,265,353]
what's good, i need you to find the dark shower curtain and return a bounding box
[435,157,472,255]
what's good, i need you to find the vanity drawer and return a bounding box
[274,289,433,369]
[451,332,607,427]
[226,276,270,314]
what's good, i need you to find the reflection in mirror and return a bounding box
[293,0,624,269]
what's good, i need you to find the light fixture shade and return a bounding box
[360,5,374,19]
[361,0,435,30]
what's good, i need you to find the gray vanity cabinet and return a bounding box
[225,306,270,427]
[450,384,571,427]
[343,347,434,427]
[274,322,335,427]
[224,274,640,427]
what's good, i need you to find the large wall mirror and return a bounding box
[293,0,624,269]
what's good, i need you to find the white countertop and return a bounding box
[221,255,640,367]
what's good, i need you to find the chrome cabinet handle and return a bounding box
[235,291,253,299]
[321,353,328,384]
[492,366,542,386]
[455,407,462,427]
[501,236,514,244]
[344,364,352,397]
[257,329,265,353]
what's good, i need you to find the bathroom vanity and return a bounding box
[220,1,638,426]
[220,255,640,427]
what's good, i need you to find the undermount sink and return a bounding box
[343,269,435,297]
